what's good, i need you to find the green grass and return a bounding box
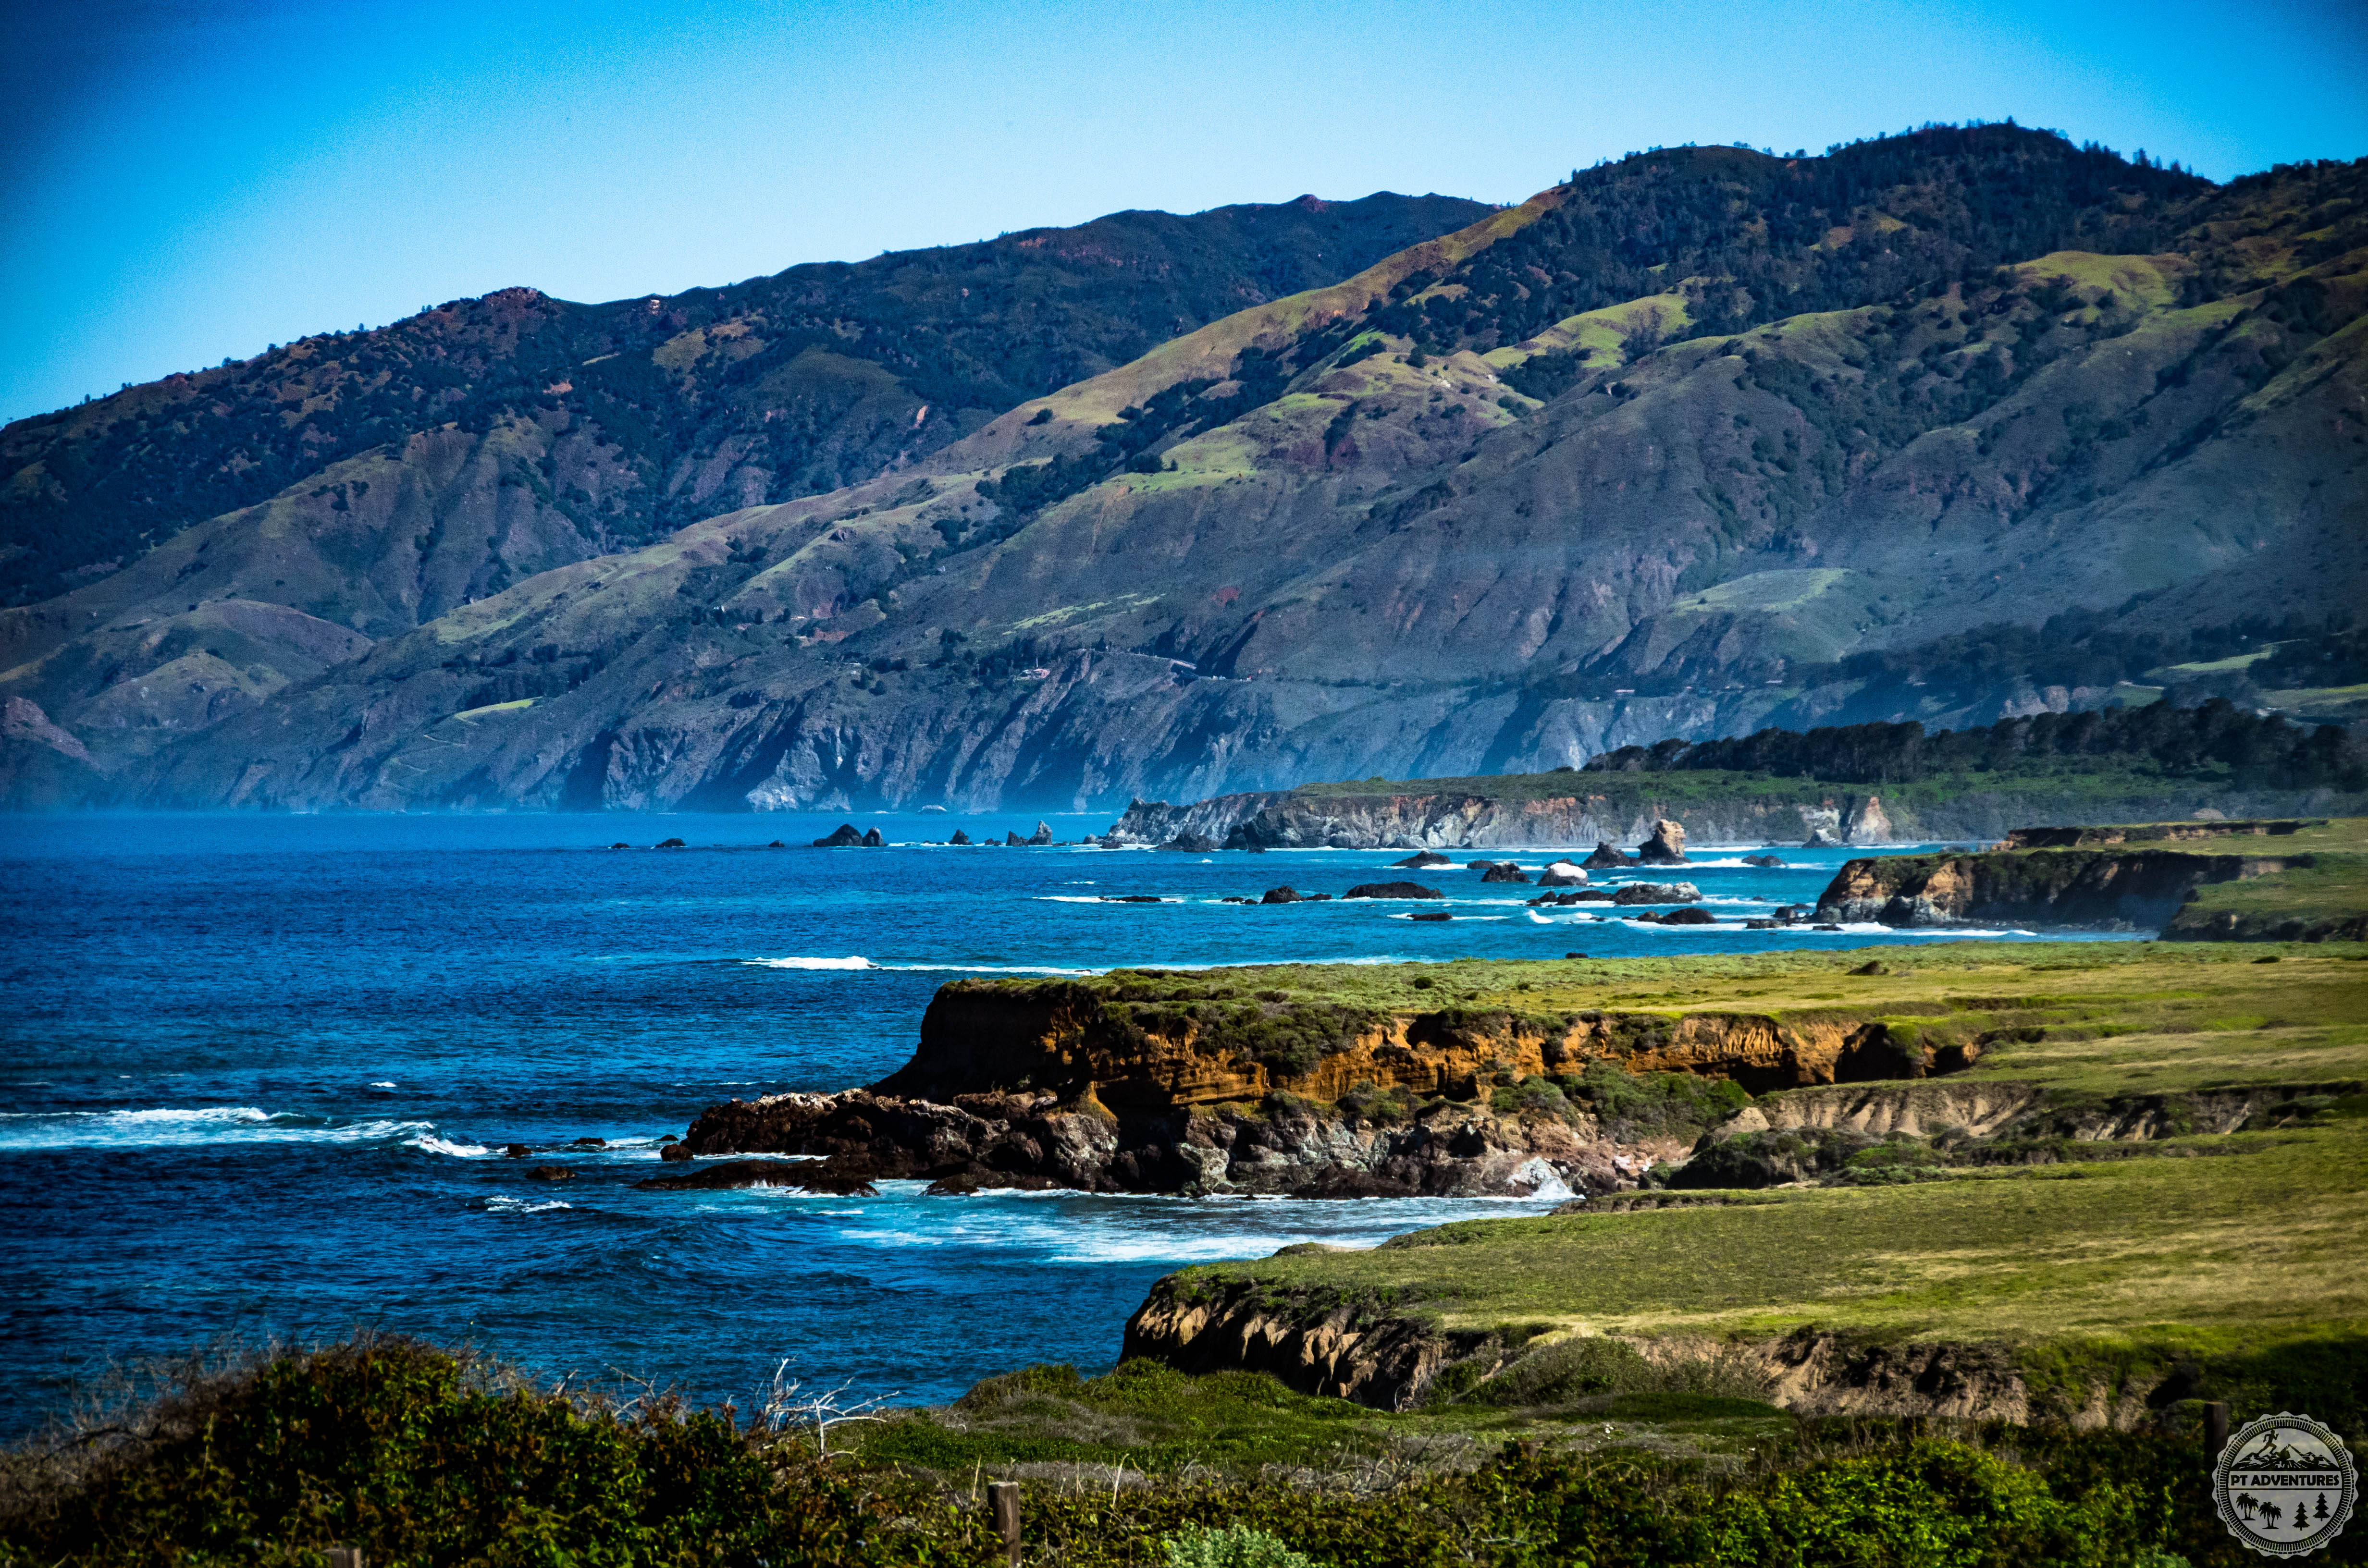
[983,943,2368,1070]
[1180,1121,2368,1354]
[2172,852,2368,939]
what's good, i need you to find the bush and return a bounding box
[1163,1522,1321,1568]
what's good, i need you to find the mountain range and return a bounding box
[3,123,2362,811]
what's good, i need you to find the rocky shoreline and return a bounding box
[1101,784,2346,852]
[1104,789,1904,851]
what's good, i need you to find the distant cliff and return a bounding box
[1107,788,1904,849]
[1810,817,2368,938]
[1101,778,2346,850]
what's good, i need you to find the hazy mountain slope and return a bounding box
[0,191,1490,612]
[0,194,1488,769]
[65,134,2368,811]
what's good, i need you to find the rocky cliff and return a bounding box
[1119,1274,2154,1425]
[1813,845,2291,929]
[675,976,1981,1197]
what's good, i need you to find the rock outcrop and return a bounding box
[813,823,864,846]
[1609,882,1701,905]
[1813,847,2287,929]
[1637,820,1689,864]
[1121,1276,2146,1424]
[1537,860,1588,886]
[1342,881,1443,899]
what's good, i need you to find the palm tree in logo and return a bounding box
[2259,1500,2286,1531]
[2236,1493,2260,1522]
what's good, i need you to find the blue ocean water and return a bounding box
[0,813,2126,1433]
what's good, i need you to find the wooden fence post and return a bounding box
[988,1479,1022,1568]
[326,1550,364,1568]
[2206,1401,2230,1458]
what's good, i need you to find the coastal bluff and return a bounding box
[678,971,1979,1198]
[1811,817,2368,939]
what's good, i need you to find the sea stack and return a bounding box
[1638,820,1690,864]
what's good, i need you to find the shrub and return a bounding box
[1162,1522,1320,1568]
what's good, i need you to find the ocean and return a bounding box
[0,812,2128,1433]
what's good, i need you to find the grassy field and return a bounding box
[1201,1122,2365,1352]
[1028,939,2368,1056]
[1102,940,2368,1449]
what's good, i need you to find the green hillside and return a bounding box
[0,192,1488,611]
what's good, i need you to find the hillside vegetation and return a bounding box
[1,194,1487,610]
[0,1334,2293,1566]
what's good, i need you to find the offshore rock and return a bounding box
[1028,821,1055,845]
[637,1156,878,1195]
[1394,851,1454,868]
[1260,886,1305,904]
[813,823,864,846]
[1157,832,1220,852]
[861,827,885,846]
[1582,842,1639,869]
[1610,882,1702,905]
[1479,862,1529,884]
[1638,820,1689,864]
[1537,860,1588,886]
[1343,881,1443,899]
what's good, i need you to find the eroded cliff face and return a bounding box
[682,1087,1631,1199]
[1122,1274,2171,1425]
[676,980,1981,1198]
[1813,847,2285,929]
[881,981,1972,1107]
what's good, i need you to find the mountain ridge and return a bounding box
[8,126,2366,811]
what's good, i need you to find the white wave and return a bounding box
[1821,923,2037,939]
[485,1196,572,1214]
[0,1106,438,1151]
[742,955,1094,976]
[750,955,876,969]
[369,1080,397,1089]
[404,1133,495,1159]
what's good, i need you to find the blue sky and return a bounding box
[6,0,2365,423]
